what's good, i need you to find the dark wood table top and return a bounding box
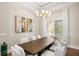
[19,37,54,55]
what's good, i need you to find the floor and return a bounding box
[66,48,79,56]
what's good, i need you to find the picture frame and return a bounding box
[15,16,32,33]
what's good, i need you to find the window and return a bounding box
[48,20,55,36]
[55,20,63,39]
[48,19,63,39]
[47,9,69,41]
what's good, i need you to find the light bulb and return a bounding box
[35,11,39,16]
[42,10,44,13]
[46,10,48,14]
[35,10,51,17]
[40,13,42,16]
[48,12,51,16]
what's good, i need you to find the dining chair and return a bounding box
[36,35,41,39]
[58,46,67,56]
[11,45,33,56]
[11,47,23,56]
[41,50,55,56]
[11,45,26,56]
[30,36,36,41]
[49,42,67,56]
[60,38,68,46]
[20,38,29,44]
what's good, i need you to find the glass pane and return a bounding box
[55,20,63,39]
[48,21,55,36]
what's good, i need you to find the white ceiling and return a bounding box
[2,2,77,14]
[33,2,76,11]
[34,2,52,7]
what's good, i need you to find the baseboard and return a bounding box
[68,45,79,50]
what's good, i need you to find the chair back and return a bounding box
[36,35,41,39]
[30,36,36,41]
[20,38,29,44]
[11,45,25,56]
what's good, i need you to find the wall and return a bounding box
[40,3,79,49]
[69,3,79,48]
[0,3,39,49]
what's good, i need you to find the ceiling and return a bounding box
[3,2,76,14]
[34,2,52,7]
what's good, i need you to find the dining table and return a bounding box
[19,37,54,56]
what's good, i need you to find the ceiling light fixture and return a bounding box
[35,10,51,17]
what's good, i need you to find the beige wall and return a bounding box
[40,3,79,48]
[0,3,39,49]
[69,3,79,47]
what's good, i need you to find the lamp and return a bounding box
[35,10,51,17]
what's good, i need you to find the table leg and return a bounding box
[38,52,42,56]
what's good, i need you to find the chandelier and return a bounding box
[35,10,51,17]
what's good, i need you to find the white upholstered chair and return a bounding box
[36,35,41,39]
[41,50,55,56]
[49,41,67,56]
[11,45,33,56]
[11,45,26,56]
[60,38,68,46]
[58,46,67,56]
[49,43,62,51]
[20,38,29,44]
[30,36,36,41]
